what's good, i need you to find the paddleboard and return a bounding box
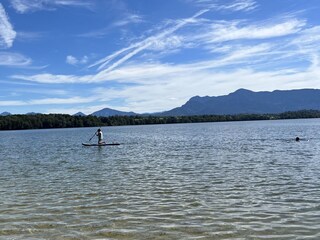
[82,143,120,146]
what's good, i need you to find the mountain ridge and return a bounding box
[2,88,320,117]
[159,88,320,116]
[90,107,138,117]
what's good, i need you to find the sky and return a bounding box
[0,0,320,115]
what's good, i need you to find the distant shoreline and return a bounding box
[1,110,320,131]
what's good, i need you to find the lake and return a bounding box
[1,119,320,239]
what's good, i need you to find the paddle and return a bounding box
[88,127,102,142]
[89,131,97,142]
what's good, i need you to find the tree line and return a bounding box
[1,110,320,131]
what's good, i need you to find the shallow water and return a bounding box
[1,119,320,239]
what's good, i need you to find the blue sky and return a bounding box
[0,0,320,114]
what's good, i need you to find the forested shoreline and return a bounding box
[1,110,320,131]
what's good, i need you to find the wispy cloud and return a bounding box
[29,96,95,105]
[9,0,93,13]
[89,13,305,75]
[113,13,144,27]
[191,0,257,12]
[90,9,209,73]
[0,96,96,107]
[214,0,257,12]
[11,12,314,84]
[11,73,97,84]
[292,26,320,50]
[0,100,25,106]
[11,88,69,96]
[16,31,44,42]
[7,43,293,85]
[0,3,16,48]
[0,52,31,66]
[78,12,144,39]
[198,19,305,44]
[77,27,111,38]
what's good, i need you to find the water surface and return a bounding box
[1,119,320,239]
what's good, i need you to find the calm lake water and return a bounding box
[1,119,320,239]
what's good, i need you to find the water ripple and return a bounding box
[1,121,320,239]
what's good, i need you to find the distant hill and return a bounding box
[73,112,86,116]
[0,112,11,116]
[26,112,41,115]
[159,89,320,116]
[91,108,138,117]
[2,89,320,118]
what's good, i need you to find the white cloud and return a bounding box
[292,26,320,50]
[6,40,309,86]
[0,96,97,107]
[89,11,306,76]
[216,0,257,12]
[9,0,43,13]
[89,9,209,73]
[29,96,95,105]
[66,55,77,65]
[0,4,16,48]
[192,0,257,12]
[78,13,144,38]
[66,55,88,66]
[11,73,98,83]
[197,19,306,44]
[52,0,92,8]
[113,13,144,27]
[0,100,25,106]
[0,52,32,66]
[9,87,69,96]
[17,31,43,41]
[8,39,307,86]
[77,28,110,38]
[147,35,184,51]
[9,0,93,13]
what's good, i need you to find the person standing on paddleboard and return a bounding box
[96,128,105,144]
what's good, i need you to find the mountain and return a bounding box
[26,112,41,115]
[2,89,320,117]
[0,112,11,116]
[73,112,86,116]
[159,88,320,116]
[91,108,138,117]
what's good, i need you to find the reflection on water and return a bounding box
[1,119,320,239]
